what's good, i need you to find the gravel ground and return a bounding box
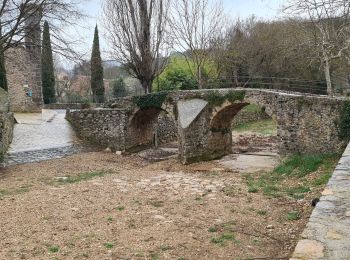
[0,151,319,260]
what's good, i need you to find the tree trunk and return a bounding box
[197,66,203,89]
[324,59,333,96]
[141,79,152,94]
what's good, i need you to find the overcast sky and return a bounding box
[61,0,284,65]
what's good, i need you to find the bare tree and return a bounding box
[284,0,350,95]
[0,0,84,58]
[170,0,226,88]
[103,0,172,94]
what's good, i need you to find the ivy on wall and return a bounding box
[205,90,246,107]
[132,92,168,109]
[339,100,350,141]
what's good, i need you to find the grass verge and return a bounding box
[233,119,277,135]
[245,154,339,199]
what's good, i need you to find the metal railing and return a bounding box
[203,76,328,95]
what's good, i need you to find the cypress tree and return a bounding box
[42,21,56,104]
[0,43,7,91]
[0,23,7,91]
[90,25,104,103]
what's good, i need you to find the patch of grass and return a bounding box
[211,232,236,246]
[48,245,59,253]
[223,186,240,197]
[0,185,31,198]
[244,153,339,199]
[150,253,159,260]
[52,171,110,185]
[233,119,277,135]
[314,172,332,186]
[116,206,125,211]
[286,185,311,199]
[104,243,114,249]
[107,217,113,222]
[195,196,202,201]
[208,226,218,232]
[287,211,300,221]
[243,104,260,112]
[160,245,172,251]
[274,154,332,178]
[257,210,267,216]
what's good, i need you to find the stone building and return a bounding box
[4,7,43,113]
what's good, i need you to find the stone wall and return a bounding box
[156,111,177,144]
[0,89,14,156]
[5,45,42,112]
[291,142,350,260]
[66,108,128,151]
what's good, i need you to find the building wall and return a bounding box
[5,45,42,112]
[0,88,14,156]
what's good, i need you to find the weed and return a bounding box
[248,186,258,193]
[287,211,300,221]
[223,186,239,197]
[52,171,109,185]
[314,172,332,186]
[195,196,202,201]
[257,210,267,216]
[286,186,310,199]
[48,245,59,253]
[107,217,113,222]
[160,245,171,251]
[208,226,218,232]
[104,243,114,249]
[150,253,159,260]
[116,206,125,211]
[211,232,235,246]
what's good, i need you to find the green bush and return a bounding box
[112,77,127,98]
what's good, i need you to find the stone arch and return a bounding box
[208,102,250,158]
[125,103,177,152]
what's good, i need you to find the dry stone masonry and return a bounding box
[67,89,348,164]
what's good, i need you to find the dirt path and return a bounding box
[0,152,318,260]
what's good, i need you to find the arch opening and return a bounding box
[126,107,163,152]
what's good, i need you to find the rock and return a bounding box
[115,150,122,155]
[154,215,165,220]
[292,239,324,259]
[104,147,112,153]
[326,229,343,240]
[266,225,274,229]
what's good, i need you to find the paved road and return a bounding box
[2,110,92,166]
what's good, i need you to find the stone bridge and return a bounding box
[66,88,348,164]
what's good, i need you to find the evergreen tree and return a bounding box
[0,23,7,91]
[42,21,56,104]
[90,25,104,103]
[112,77,127,98]
[0,43,7,91]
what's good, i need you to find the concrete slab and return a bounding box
[177,99,208,129]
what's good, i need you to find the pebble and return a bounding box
[266,225,274,229]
